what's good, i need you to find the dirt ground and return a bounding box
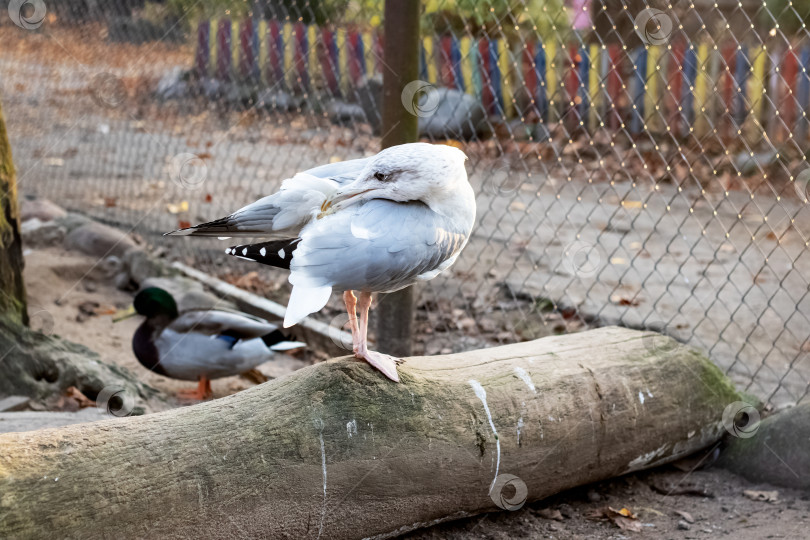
[406,466,810,540]
[17,245,809,539]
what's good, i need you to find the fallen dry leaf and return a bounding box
[587,506,642,532]
[240,368,269,385]
[64,386,95,409]
[48,386,96,412]
[166,200,189,214]
[675,510,695,523]
[743,490,779,503]
[650,481,714,498]
[537,508,564,521]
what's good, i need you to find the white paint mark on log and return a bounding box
[468,379,500,494]
[517,417,524,445]
[638,391,645,404]
[347,419,357,438]
[513,366,536,393]
[647,388,654,398]
[317,432,327,539]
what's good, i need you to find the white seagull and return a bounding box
[167,143,476,382]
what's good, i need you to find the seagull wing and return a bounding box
[278,199,472,326]
[165,157,370,238]
[167,309,279,340]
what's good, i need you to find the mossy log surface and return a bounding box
[0,327,740,539]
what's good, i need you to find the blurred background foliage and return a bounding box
[133,0,570,39]
[761,0,810,35]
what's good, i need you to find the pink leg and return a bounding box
[355,291,401,382]
[343,290,360,354]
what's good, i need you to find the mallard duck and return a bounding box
[167,143,475,382]
[118,287,304,399]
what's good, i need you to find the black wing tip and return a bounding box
[164,216,236,237]
[225,239,299,270]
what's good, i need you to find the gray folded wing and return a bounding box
[289,199,471,292]
[165,157,370,238]
[167,309,277,339]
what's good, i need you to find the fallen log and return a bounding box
[0,327,740,539]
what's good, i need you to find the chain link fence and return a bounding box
[2,0,809,408]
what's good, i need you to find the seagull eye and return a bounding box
[374,172,390,182]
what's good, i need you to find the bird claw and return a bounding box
[356,350,401,382]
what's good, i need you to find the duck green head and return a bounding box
[133,287,179,319]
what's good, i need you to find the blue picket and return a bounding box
[196,21,209,78]
[631,47,647,135]
[577,46,589,125]
[489,40,503,116]
[451,34,464,91]
[534,42,548,123]
[734,47,750,127]
[682,46,698,132]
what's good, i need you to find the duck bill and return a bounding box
[112,305,137,322]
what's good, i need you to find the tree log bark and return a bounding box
[0,327,740,539]
[0,96,28,325]
[0,321,166,411]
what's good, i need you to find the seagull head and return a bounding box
[324,143,470,215]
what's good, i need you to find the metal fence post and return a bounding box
[375,0,420,357]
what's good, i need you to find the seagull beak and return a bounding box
[323,186,376,213]
[112,305,138,322]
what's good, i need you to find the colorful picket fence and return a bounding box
[194,18,810,141]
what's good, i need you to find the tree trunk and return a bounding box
[0,327,740,539]
[0,97,27,326]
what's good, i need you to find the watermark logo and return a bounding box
[483,161,521,197]
[641,320,686,356]
[170,153,208,190]
[91,73,126,109]
[634,8,673,46]
[96,385,135,418]
[327,313,354,351]
[722,401,760,438]
[490,473,528,511]
[794,168,810,203]
[401,80,440,118]
[28,306,54,335]
[8,0,46,30]
[562,240,604,278]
